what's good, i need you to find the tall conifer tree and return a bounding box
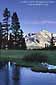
[2,8,10,48]
[11,12,26,49]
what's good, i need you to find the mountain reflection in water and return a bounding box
[0,62,56,85]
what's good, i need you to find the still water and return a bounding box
[0,62,56,85]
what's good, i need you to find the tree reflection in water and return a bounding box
[12,64,20,85]
[0,62,22,85]
[0,61,6,69]
[5,62,9,85]
[0,61,9,85]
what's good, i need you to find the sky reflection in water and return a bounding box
[0,62,56,85]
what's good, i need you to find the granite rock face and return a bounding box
[25,30,56,49]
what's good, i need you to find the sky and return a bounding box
[0,0,56,34]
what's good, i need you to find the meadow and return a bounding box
[0,49,56,66]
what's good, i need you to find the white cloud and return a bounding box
[24,20,56,25]
[28,3,48,6]
[20,0,55,6]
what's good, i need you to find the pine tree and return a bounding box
[2,8,10,48]
[11,12,20,49]
[0,22,2,49]
[50,33,54,47]
[11,12,26,49]
[18,29,26,49]
[8,33,13,49]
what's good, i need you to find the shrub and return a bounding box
[23,52,48,63]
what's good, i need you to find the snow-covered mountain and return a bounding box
[25,30,56,49]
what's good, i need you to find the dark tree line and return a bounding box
[44,33,55,50]
[50,33,54,47]
[0,8,26,49]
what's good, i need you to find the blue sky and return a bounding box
[0,0,56,34]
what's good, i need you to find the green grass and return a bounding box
[31,66,48,73]
[0,50,56,65]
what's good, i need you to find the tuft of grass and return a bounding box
[48,69,56,73]
[31,66,48,73]
[31,66,56,73]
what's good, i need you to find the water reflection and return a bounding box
[0,62,56,85]
[0,61,6,69]
[12,64,20,85]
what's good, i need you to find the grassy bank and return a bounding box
[31,66,56,73]
[0,50,56,65]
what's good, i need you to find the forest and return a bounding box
[0,8,26,49]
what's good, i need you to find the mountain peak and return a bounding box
[25,30,56,49]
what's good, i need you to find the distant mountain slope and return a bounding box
[25,30,56,49]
